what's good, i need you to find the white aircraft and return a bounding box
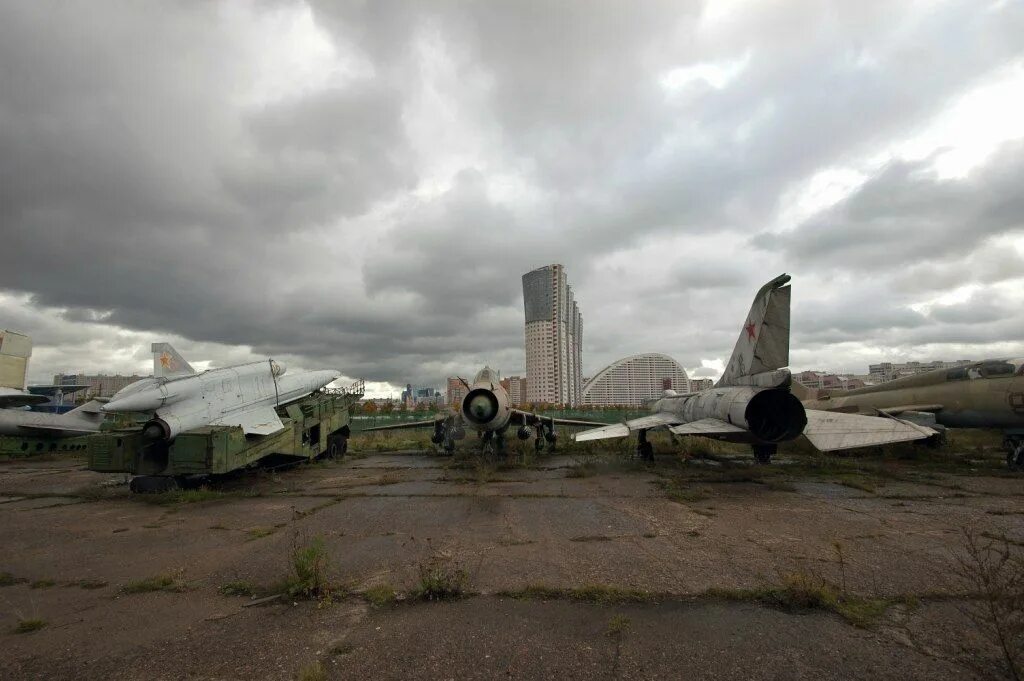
[101,343,340,441]
[0,330,48,408]
[574,274,934,463]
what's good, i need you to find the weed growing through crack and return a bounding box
[414,558,468,601]
[0,572,27,587]
[705,572,899,628]
[247,527,275,540]
[296,660,326,681]
[12,618,46,634]
[364,584,397,606]
[121,570,188,594]
[951,526,1023,680]
[220,580,257,597]
[606,614,631,637]
[285,537,331,598]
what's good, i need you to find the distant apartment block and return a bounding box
[500,375,528,405]
[687,378,715,393]
[54,372,147,399]
[581,353,689,406]
[794,371,867,391]
[523,264,583,405]
[446,377,469,408]
[867,360,972,383]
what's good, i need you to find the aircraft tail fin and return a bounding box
[717,274,791,388]
[152,343,196,379]
[0,330,32,391]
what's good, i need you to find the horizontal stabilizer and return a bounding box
[573,423,630,442]
[0,392,49,409]
[212,406,284,436]
[802,410,934,452]
[669,418,746,436]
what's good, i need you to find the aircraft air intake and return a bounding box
[462,389,499,425]
[744,389,807,443]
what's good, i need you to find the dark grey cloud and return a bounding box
[1,0,1023,389]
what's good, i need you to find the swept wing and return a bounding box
[211,405,285,436]
[802,410,934,452]
[573,412,683,442]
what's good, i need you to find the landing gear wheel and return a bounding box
[444,440,456,456]
[752,444,776,465]
[638,441,654,461]
[129,476,179,494]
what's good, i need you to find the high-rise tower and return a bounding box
[522,264,583,405]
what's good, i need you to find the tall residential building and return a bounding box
[522,264,583,405]
[580,353,689,407]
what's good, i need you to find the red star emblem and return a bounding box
[744,321,756,341]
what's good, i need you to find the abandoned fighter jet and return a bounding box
[795,360,1024,469]
[101,343,339,441]
[0,399,106,438]
[363,367,603,454]
[573,274,934,463]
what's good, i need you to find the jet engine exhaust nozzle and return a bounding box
[142,419,170,441]
[462,389,499,425]
[744,389,807,443]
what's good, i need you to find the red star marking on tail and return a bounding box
[744,321,757,341]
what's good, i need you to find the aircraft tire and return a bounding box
[638,442,654,461]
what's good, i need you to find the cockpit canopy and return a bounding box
[946,359,1024,381]
[473,367,498,386]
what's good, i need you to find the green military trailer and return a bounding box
[0,434,92,460]
[87,385,363,492]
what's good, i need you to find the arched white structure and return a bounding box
[581,353,689,407]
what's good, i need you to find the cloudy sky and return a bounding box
[1,0,1023,396]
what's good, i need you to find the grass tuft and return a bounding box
[30,579,56,589]
[413,559,468,601]
[704,572,901,628]
[12,618,46,634]
[606,614,631,637]
[247,527,275,540]
[0,571,27,587]
[364,584,397,606]
[121,571,188,594]
[220,580,257,597]
[296,660,326,681]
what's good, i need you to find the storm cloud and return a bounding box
[1,0,1022,392]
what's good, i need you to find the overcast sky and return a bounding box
[2,1,1023,396]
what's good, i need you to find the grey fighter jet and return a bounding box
[101,343,340,441]
[573,275,934,463]
[363,367,603,454]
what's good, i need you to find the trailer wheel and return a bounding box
[326,434,347,460]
